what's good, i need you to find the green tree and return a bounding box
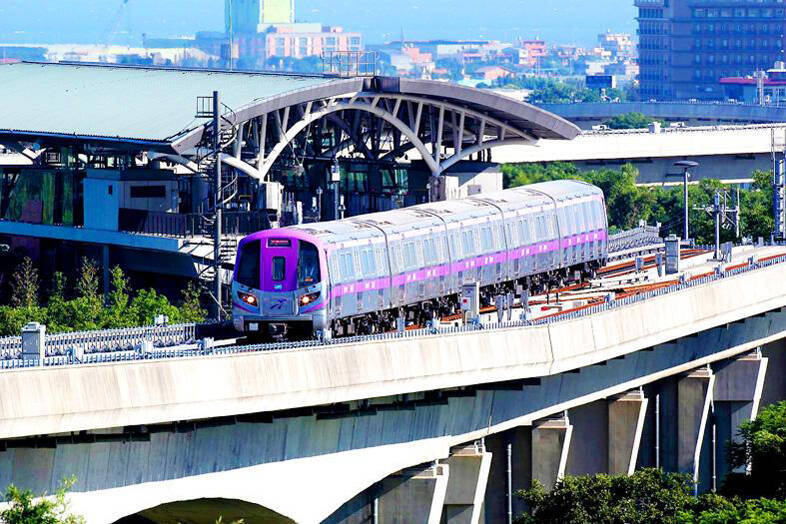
[688,497,786,523]
[180,281,207,323]
[130,288,182,326]
[75,257,99,301]
[724,401,786,499]
[102,266,134,329]
[45,272,72,334]
[516,469,700,524]
[0,304,46,336]
[502,162,775,244]
[1,477,84,524]
[603,112,665,130]
[10,257,39,309]
[70,257,102,331]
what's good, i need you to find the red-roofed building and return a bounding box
[472,65,515,83]
[720,63,786,105]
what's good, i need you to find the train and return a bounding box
[231,179,608,339]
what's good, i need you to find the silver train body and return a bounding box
[232,179,608,337]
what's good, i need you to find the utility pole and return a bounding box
[674,160,699,243]
[213,90,223,320]
[695,189,740,260]
[772,128,786,241]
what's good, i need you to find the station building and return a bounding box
[0,61,577,300]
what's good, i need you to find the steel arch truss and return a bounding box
[190,93,538,182]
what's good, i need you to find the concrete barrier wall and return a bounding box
[2,324,786,522]
[2,261,786,439]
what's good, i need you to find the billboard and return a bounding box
[586,75,616,90]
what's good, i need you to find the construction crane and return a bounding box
[103,0,132,49]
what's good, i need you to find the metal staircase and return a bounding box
[197,236,238,283]
[194,95,243,318]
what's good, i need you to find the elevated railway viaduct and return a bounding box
[1,249,785,523]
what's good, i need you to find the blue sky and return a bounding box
[0,0,636,46]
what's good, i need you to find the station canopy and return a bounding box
[0,61,578,154]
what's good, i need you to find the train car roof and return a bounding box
[279,179,602,247]
[287,219,381,244]
[526,179,603,201]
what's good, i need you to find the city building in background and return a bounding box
[636,0,785,100]
[220,0,361,63]
[225,0,295,33]
[598,32,635,60]
[720,61,786,105]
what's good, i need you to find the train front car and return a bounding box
[231,229,328,339]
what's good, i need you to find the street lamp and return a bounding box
[673,160,699,243]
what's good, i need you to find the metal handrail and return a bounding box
[2,249,784,369]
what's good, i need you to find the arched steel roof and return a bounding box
[0,62,578,153]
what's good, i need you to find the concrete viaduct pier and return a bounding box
[1,250,786,523]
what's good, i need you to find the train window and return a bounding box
[360,250,369,276]
[423,238,434,261]
[346,252,356,279]
[406,242,418,268]
[558,210,566,237]
[494,224,504,249]
[339,252,349,280]
[272,256,286,282]
[450,232,460,259]
[585,203,592,230]
[329,254,340,281]
[298,241,321,287]
[462,230,474,257]
[360,247,376,276]
[481,227,493,251]
[413,241,420,266]
[235,240,260,288]
[519,219,528,245]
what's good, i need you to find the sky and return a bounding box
[0,0,636,47]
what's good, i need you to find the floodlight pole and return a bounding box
[213,90,223,320]
[683,169,689,241]
[674,160,699,244]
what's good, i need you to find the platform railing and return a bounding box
[608,225,662,253]
[0,249,783,370]
[117,209,270,238]
[0,323,198,362]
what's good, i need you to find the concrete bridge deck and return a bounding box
[491,123,786,184]
[1,246,786,522]
[3,246,785,441]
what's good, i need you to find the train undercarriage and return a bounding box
[328,260,603,339]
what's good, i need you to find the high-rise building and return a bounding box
[225,0,295,34]
[635,0,785,100]
[598,32,634,60]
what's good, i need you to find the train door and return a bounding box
[260,237,298,316]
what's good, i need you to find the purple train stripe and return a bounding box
[329,229,607,299]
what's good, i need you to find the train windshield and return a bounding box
[298,241,321,287]
[272,256,286,281]
[235,240,260,288]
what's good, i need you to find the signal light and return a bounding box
[238,291,258,307]
[299,292,320,306]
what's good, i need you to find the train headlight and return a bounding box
[238,291,258,307]
[299,291,320,306]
